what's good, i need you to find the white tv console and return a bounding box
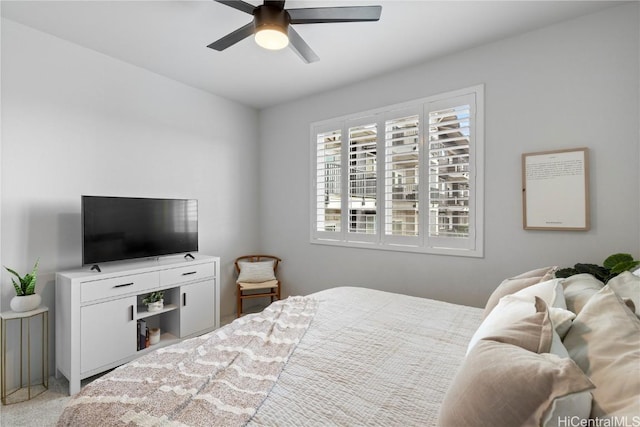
[55,254,220,395]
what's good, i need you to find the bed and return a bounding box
[57,269,640,426]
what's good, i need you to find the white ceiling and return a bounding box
[1,0,626,109]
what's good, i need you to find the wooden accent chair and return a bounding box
[234,255,282,317]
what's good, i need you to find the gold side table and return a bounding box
[0,306,49,405]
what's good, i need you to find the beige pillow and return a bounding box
[488,299,592,427]
[236,261,276,283]
[480,296,553,353]
[440,338,593,427]
[561,273,604,314]
[483,266,557,318]
[563,285,640,418]
[607,271,640,318]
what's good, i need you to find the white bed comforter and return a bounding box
[249,287,482,426]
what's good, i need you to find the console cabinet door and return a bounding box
[180,279,215,337]
[81,296,137,374]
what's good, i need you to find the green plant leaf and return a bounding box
[603,253,633,270]
[555,267,578,278]
[30,259,39,283]
[610,260,640,274]
[5,266,22,281]
[574,263,610,281]
[11,278,24,296]
[24,274,36,295]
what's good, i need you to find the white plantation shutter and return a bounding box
[426,92,479,251]
[310,86,483,257]
[347,120,378,241]
[384,111,421,245]
[313,126,342,239]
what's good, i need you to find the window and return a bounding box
[311,85,484,257]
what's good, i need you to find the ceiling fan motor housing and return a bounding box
[254,5,290,35]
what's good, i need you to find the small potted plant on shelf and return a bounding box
[143,291,164,312]
[5,259,41,312]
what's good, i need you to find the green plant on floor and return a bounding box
[555,253,640,284]
[5,259,40,296]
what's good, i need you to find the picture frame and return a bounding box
[522,147,590,231]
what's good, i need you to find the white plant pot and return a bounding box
[149,327,161,345]
[10,294,41,313]
[147,300,164,312]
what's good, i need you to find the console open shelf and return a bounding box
[136,303,179,320]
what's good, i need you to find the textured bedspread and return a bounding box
[58,296,318,426]
[58,287,482,426]
[249,287,482,426]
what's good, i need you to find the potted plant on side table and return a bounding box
[143,291,164,312]
[5,259,41,312]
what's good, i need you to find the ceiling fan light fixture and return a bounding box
[255,26,289,50]
[209,1,382,63]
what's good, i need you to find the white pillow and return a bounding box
[236,261,276,283]
[512,278,567,310]
[562,274,605,315]
[548,307,576,340]
[467,295,535,354]
[513,278,574,337]
[607,271,640,318]
[468,281,571,354]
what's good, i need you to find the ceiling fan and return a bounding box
[208,0,382,63]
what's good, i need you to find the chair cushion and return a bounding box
[238,280,279,291]
[237,261,276,283]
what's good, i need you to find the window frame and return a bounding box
[310,85,484,258]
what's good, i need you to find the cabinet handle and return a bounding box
[114,282,134,288]
[183,293,187,307]
[182,271,196,276]
[130,305,134,321]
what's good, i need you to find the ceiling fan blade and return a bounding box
[288,26,319,64]
[207,22,255,51]
[288,6,381,24]
[263,0,286,10]
[214,0,256,15]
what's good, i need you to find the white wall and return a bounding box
[1,19,260,379]
[258,4,640,307]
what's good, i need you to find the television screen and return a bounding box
[82,196,198,265]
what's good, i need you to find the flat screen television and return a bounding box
[82,196,198,266]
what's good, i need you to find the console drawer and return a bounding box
[160,262,214,286]
[81,272,158,303]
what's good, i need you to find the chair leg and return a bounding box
[237,285,242,318]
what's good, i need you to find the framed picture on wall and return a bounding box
[522,147,590,231]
